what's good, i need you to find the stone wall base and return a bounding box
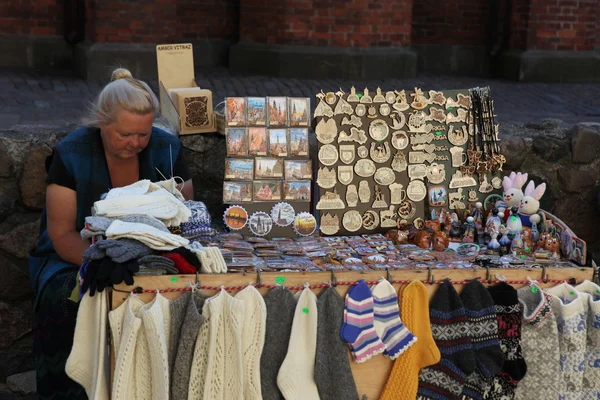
[0,34,72,71]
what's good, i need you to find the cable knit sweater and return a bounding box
[545,283,587,399]
[575,280,600,398]
[202,289,246,400]
[515,284,561,399]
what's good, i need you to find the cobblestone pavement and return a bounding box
[1,66,599,130]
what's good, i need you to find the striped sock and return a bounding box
[372,279,417,360]
[340,280,386,363]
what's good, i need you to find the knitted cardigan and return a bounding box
[545,283,587,398]
[514,284,561,399]
[575,280,600,398]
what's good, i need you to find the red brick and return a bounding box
[557,29,577,38]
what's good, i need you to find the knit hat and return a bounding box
[169,291,207,400]
[277,287,320,400]
[65,291,109,399]
[417,280,476,400]
[261,286,296,400]
[372,279,417,359]
[202,289,246,399]
[163,252,197,274]
[485,282,527,399]
[514,283,560,399]
[575,280,600,396]
[314,286,359,400]
[235,285,267,400]
[380,280,441,400]
[459,279,504,400]
[341,280,386,362]
[545,282,586,398]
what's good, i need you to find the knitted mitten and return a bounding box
[340,280,386,362]
[261,287,296,400]
[277,287,320,400]
[380,280,441,400]
[515,283,560,399]
[460,279,504,400]
[545,282,587,398]
[418,280,476,400]
[315,286,359,400]
[372,279,417,359]
[485,282,527,399]
[576,280,600,397]
[234,286,267,400]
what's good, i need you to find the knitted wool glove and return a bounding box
[83,243,107,261]
[138,255,178,274]
[104,239,152,264]
[109,259,140,286]
[418,280,476,400]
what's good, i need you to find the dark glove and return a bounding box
[110,259,140,286]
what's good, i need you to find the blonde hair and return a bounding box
[83,68,160,127]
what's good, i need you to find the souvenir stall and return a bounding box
[65,81,598,400]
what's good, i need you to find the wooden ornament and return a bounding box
[315,118,338,144]
[314,98,334,118]
[320,213,340,235]
[407,180,427,202]
[316,189,346,210]
[393,90,410,111]
[369,119,390,141]
[362,210,380,230]
[355,159,377,177]
[341,115,363,127]
[338,127,368,145]
[373,87,386,103]
[410,88,429,110]
[338,165,354,185]
[347,86,360,102]
[360,88,373,103]
[428,90,446,106]
[342,210,362,232]
[359,180,371,203]
[317,167,336,189]
[318,144,339,166]
[339,144,356,165]
[391,151,408,172]
[372,185,388,208]
[346,184,359,207]
[370,142,391,163]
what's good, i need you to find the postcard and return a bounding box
[253,181,282,201]
[283,181,311,202]
[247,97,266,126]
[226,97,247,126]
[224,158,254,180]
[284,160,312,180]
[248,127,267,156]
[288,97,310,127]
[267,96,288,127]
[223,182,252,203]
[255,157,284,179]
[269,128,288,157]
[226,128,248,156]
[289,128,309,156]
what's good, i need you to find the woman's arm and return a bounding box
[46,184,90,265]
[178,179,194,201]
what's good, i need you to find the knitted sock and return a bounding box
[341,280,386,363]
[460,279,504,400]
[261,286,296,400]
[514,283,560,400]
[545,282,586,398]
[314,286,359,400]
[372,279,417,360]
[234,286,267,400]
[277,287,320,400]
[575,280,600,397]
[418,280,476,400]
[485,282,527,399]
[380,280,441,400]
[162,252,197,274]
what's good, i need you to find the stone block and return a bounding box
[0,144,13,178]
[0,255,32,301]
[570,125,600,164]
[19,145,52,210]
[531,134,570,162]
[6,371,35,395]
[554,191,600,244]
[499,136,527,170]
[0,213,41,259]
[0,302,31,351]
[557,168,597,194]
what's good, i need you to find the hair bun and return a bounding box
[110,68,133,82]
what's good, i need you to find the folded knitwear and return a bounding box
[105,220,189,250]
[163,252,197,274]
[81,215,170,240]
[104,179,184,201]
[138,255,178,274]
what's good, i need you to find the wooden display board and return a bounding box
[110,267,593,400]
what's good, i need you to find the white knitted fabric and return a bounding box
[234,286,267,400]
[105,180,157,198]
[109,294,145,400]
[105,220,189,250]
[515,283,561,399]
[545,282,587,399]
[575,280,600,398]
[277,287,320,400]
[65,291,109,400]
[202,289,246,400]
[189,246,227,273]
[140,293,172,400]
[188,315,211,399]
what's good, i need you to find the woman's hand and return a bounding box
[46,184,91,266]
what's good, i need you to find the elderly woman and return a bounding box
[28,68,193,399]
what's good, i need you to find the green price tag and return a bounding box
[435,131,443,136]
[596,289,600,294]
[357,93,363,99]
[171,276,178,283]
[448,107,453,110]
[275,276,286,285]
[302,307,309,314]
[570,291,575,296]
[521,255,526,259]
[531,286,538,294]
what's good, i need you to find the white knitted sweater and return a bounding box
[545,283,587,399]
[515,284,561,399]
[575,280,600,398]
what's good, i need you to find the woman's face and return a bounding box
[100,111,154,159]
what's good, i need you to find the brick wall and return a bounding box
[412,0,490,45]
[527,0,597,51]
[509,0,531,49]
[177,0,239,41]
[0,0,63,36]
[239,0,413,47]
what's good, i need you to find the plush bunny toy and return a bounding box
[496,172,528,221]
[518,180,546,227]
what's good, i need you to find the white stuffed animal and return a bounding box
[502,172,528,207]
[518,180,546,227]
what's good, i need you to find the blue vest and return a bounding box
[28,126,184,309]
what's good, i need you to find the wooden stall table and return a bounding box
[110,267,594,400]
